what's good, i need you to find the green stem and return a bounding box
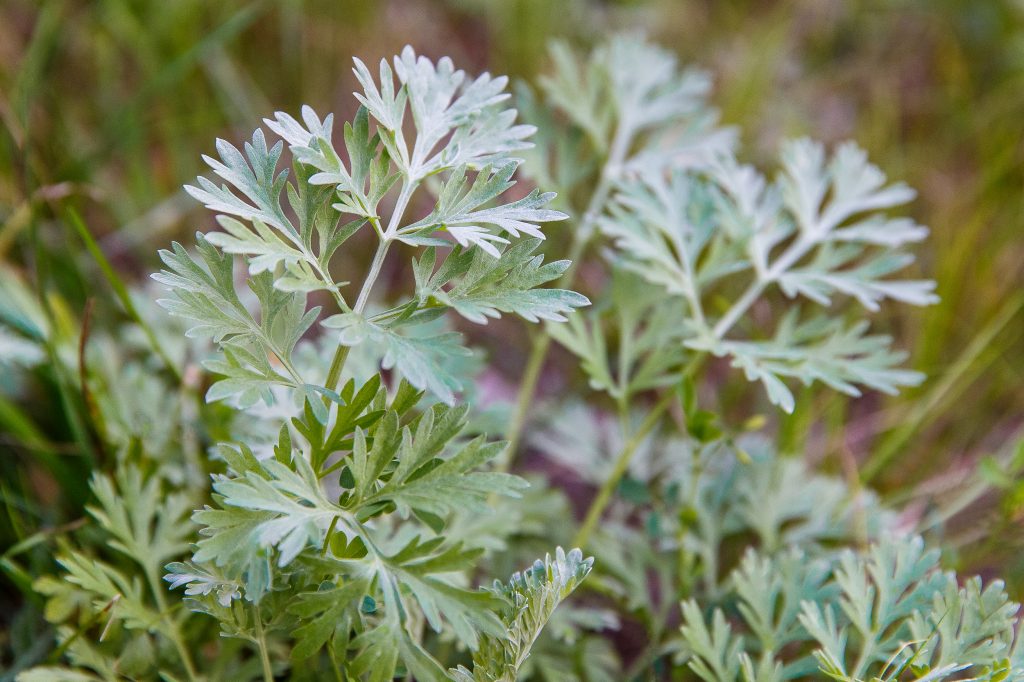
[712,234,813,339]
[325,181,415,390]
[572,390,674,549]
[353,238,392,314]
[324,344,350,394]
[321,515,339,555]
[502,120,632,470]
[573,354,703,550]
[146,564,198,682]
[253,604,274,682]
[498,332,550,472]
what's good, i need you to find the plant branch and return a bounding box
[325,180,415,390]
[253,604,274,682]
[712,235,813,339]
[502,119,633,470]
[145,562,198,682]
[572,389,674,549]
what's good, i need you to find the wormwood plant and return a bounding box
[498,36,1024,681]
[19,47,592,681]
[9,34,1024,682]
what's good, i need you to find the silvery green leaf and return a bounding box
[450,547,594,682]
[689,314,923,413]
[604,35,714,134]
[678,600,743,682]
[322,313,470,405]
[184,129,291,233]
[351,55,406,136]
[600,169,716,306]
[204,215,304,275]
[799,537,947,678]
[908,576,1019,672]
[413,238,589,324]
[266,105,398,222]
[400,163,567,256]
[87,467,194,569]
[287,578,369,660]
[392,46,531,178]
[777,248,938,310]
[164,562,242,607]
[154,238,319,407]
[538,35,735,167]
[548,271,689,400]
[206,454,354,568]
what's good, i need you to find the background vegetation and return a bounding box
[2,0,1023,675]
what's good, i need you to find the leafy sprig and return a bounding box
[587,139,937,412]
[147,45,592,681]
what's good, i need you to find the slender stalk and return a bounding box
[146,564,199,682]
[502,120,633,470]
[711,277,767,339]
[353,238,392,314]
[498,333,550,471]
[712,235,812,339]
[321,515,340,555]
[253,604,274,682]
[573,354,705,549]
[573,390,675,549]
[324,345,351,394]
[324,180,415,390]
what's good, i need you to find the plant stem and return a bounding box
[353,238,391,314]
[146,564,199,682]
[324,180,415,390]
[324,345,350,393]
[712,234,812,339]
[502,120,632,470]
[573,354,704,549]
[572,390,675,549]
[499,332,550,471]
[253,604,274,682]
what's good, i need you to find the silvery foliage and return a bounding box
[20,34,1021,682]
[594,143,938,412]
[519,34,737,219]
[679,537,1024,682]
[530,403,1024,681]
[158,44,588,410]
[530,38,937,414]
[515,35,1021,682]
[148,47,591,680]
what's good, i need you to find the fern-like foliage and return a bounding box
[156,45,592,678]
[515,33,734,275]
[16,31,1024,682]
[168,391,592,678]
[23,46,592,681]
[583,141,937,412]
[158,45,587,411]
[450,548,594,682]
[679,537,1024,682]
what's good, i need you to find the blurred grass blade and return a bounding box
[65,208,181,380]
[862,291,1024,482]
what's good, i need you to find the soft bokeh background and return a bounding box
[2,0,1023,613]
